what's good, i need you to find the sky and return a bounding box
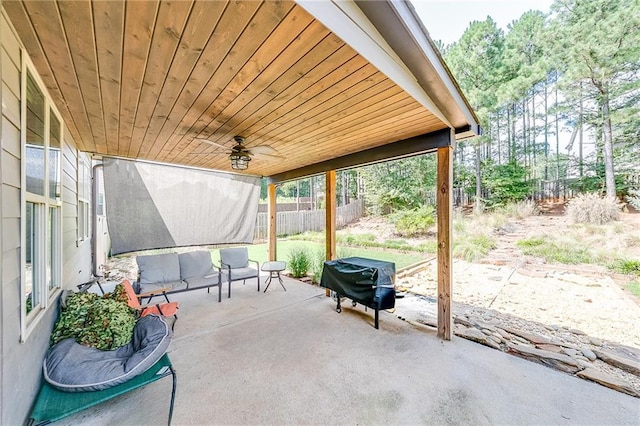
[411,0,554,45]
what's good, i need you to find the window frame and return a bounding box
[77,155,91,244]
[20,52,64,342]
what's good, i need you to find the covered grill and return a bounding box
[320,257,396,329]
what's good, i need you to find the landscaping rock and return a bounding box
[504,327,551,345]
[577,368,640,398]
[506,342,584,374]
[593,350,640,376]
[581,348,597,361]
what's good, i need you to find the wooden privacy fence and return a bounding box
[254,199,364,240]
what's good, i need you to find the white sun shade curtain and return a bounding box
[103,158,260,255]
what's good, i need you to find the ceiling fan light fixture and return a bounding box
[229,151,251,170]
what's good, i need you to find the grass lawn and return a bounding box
[209,240,425,270]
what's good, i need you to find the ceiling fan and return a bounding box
[194,136,283,170]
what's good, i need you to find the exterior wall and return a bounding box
[0,11,92,424]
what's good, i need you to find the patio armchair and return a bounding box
[219,247,260,297]
[123,280,179,329]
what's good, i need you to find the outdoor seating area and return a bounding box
[42,276,638,425]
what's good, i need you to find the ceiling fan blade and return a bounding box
[249,152,285,162]
[248,145,282,157]
[195,138,228,150]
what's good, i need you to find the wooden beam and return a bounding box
[267,183,277,261]
[267,128,451,184]
[325,170,337,296]
[437,144,453,340]
[325,170,337,260]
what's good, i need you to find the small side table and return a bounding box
[261,261,287,292]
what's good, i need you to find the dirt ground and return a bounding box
[342,206,640,349]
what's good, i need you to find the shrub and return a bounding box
[516,238,594,264]
[626,189,640,210]
[389,205,435,237]
[565,193,621,224]
[310,249,326,284]
[288,247,312,278]
[453,234,496,262]
[611,258,640,276]
[50,284,136,350]
[498,200,539,219]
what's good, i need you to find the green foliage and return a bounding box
[453,234,496,262]
[516,238,594,264]
[50,285,136,350]
[610,259,640,276]
[388,205,436,237]
[360,155,437,214]
[626,281,640,298]
[565,193,621,224]
[626,189,640,210]
[310,250,326,284]
[287,247,312,278]
[482,161,532,207]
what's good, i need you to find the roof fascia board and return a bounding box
[267,128,453,184]
[296,0,452,127]
[387,1,479,137]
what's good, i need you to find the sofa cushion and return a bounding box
[139,280,186,294]
[220,247,249,269]
[184,272,220,289]
[137,253,180,284]
[43,315,171,392]
[179,251,213,279]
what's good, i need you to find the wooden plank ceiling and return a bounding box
[4,0,448,177]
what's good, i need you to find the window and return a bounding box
[77,155,91,243]
[21,56,63,340]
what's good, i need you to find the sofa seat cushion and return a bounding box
[43,315,171,392]
[223,266,258,281]
[179,251,214,279]
[137,253,180,284]
[184,272,220,289]
[139,280,186,294]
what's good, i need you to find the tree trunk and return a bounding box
[601,90,616,200]
[474,142,482,211]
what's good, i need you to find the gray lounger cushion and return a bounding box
[137,252,180,284]
[43,315,172,392]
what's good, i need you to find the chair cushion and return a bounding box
[220,247,249,268]
[137,253,181,284]
[223,266,258,281]
[179,251,213,279]
[43,315,172,392]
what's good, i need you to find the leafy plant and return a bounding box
[50,284,137,351]
[288,247,312,278]
[310,249,326,284]
[482,160,532,207]
[610,259,640,276]
[516,238,594,264]
[565,193,621,225]
[453,234,496,261]
[626,189,640,210]
[389,205,435,237]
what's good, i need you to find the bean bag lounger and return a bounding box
[30,315,176,425]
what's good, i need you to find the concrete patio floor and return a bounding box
[57,275,639,425]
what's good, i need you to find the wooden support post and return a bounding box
[325,170,337,296]
[267,183,277,261]
[437,145,453,340]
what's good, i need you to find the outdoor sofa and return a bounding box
[135,251,222,302]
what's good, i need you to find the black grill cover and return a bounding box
[320,257,396,310]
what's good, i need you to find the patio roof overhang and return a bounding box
[4,0,478,341]
[4,0,478,179]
